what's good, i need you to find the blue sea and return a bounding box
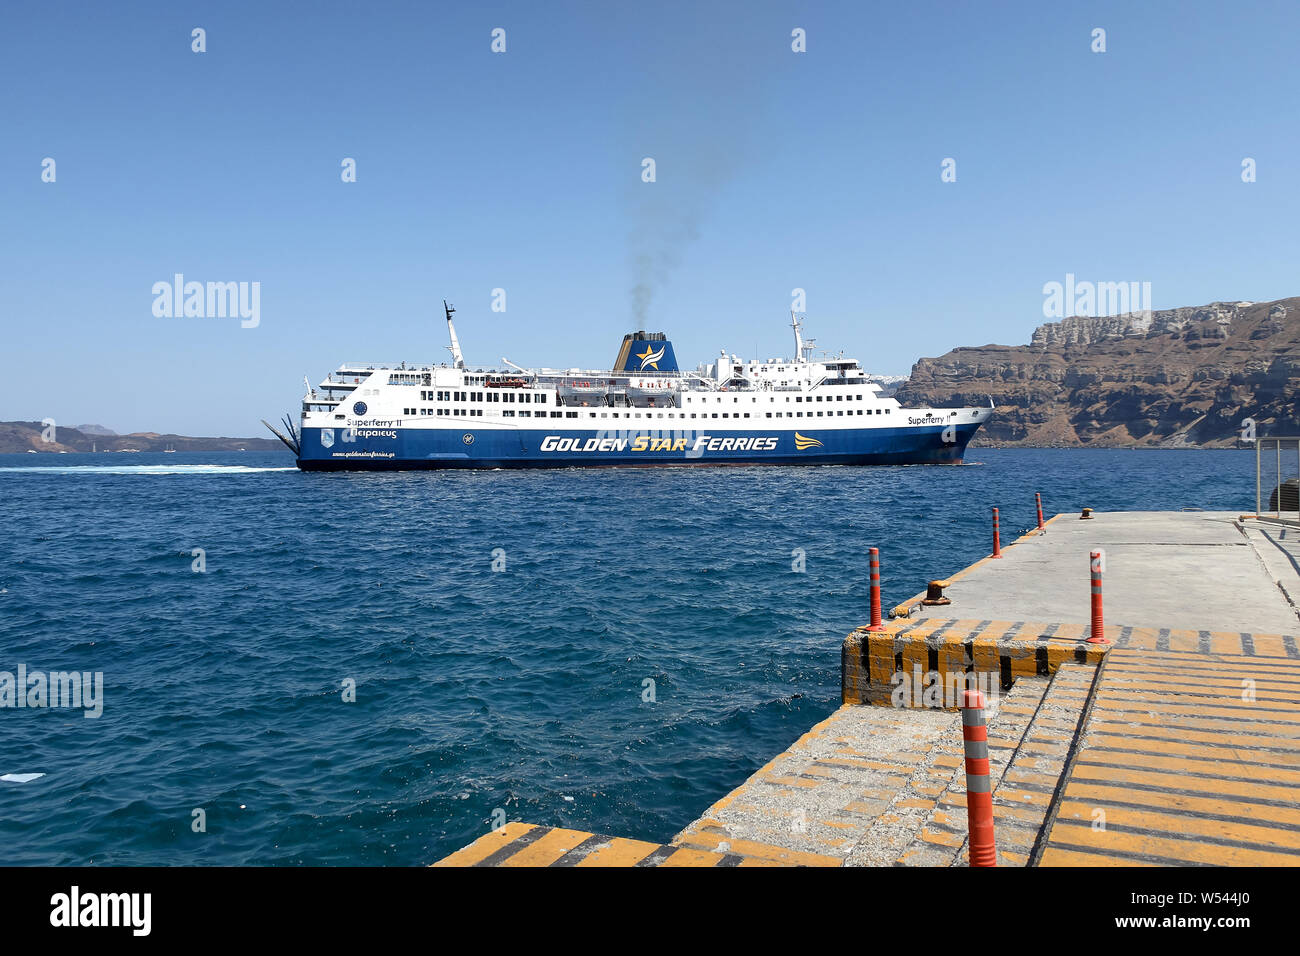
[0,447,1264,864]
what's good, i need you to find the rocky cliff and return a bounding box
[894,297,1300,447]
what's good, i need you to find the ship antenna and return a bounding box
[791,309,814,363]
[444,299,465,369]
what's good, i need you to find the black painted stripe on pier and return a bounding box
[1035,646,1049,675]
[1155,629,1172,652]
[1199,631,1213,654]
[635,845,681,867]
[1284,636,1300,660]
[1051,818,1300,858]
[1044,839,1214,867]
[474,825,552,866]
[1036,622,1061,643]
[1066,774,1300,810]
[992,779,1059,797]
[1241,632,1257,656]
[1080,728,1300,758]
[998,622,1025,690]
[1075,757,1300,788]
[1095,687,1300,710]
[964,620,993,673]
[1084,744,1300,773]
[549,834,612,867]
[1065,793,1300,833]
[716,854,744,867]
[927,620,955,643]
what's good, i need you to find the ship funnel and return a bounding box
[612,331,679,373]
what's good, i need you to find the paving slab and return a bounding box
[900,511,1300,634]
[1037,641,1300,866]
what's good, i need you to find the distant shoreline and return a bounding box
[0,421,282,455]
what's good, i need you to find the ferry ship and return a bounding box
[266,304,991,470]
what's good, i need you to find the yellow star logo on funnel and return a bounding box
[635,344,665,370]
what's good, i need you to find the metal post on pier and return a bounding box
[1253,437,1300,525]
[961,689,997,867]
[1087,550,1110,644]
[867,547,884,632]
[1257,438,1262,517]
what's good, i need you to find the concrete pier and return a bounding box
[891,510,1299,634]
[435,510,1300,867]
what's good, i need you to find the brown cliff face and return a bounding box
[894,297,1300,447]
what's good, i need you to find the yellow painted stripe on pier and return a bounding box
[1067,758,1299,803]
[1084,731,1300,766]
[1039,846,1159,867]
[1038,643,1300,866]
[1064,781,1300,829]
[573,837,662,867]
[1043,820,1300,866]
[676,832,842,866]
[1055,799,1300,850]
[430,821,537,867]
[1248,634,1298,658]
[498,827,594,866]
[1086,719,1300,752]
[656,847,727,867]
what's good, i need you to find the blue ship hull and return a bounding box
[295,422,980,470]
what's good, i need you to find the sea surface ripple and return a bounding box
[0,447,1261,864]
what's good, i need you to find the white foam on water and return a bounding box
[0,465,296,475]
[1,773,45,783]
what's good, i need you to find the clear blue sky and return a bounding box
[3,0,1298,435]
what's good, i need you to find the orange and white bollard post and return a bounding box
[962,689,997,867]
[1087,549,1110,644]
[1035,493,1045,531]
[991,507,1002,558]
[867,547,884,631]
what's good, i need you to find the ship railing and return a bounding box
[1253,436,1300,524]
[338,362,438,371]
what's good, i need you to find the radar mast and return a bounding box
[444,300,465,369]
